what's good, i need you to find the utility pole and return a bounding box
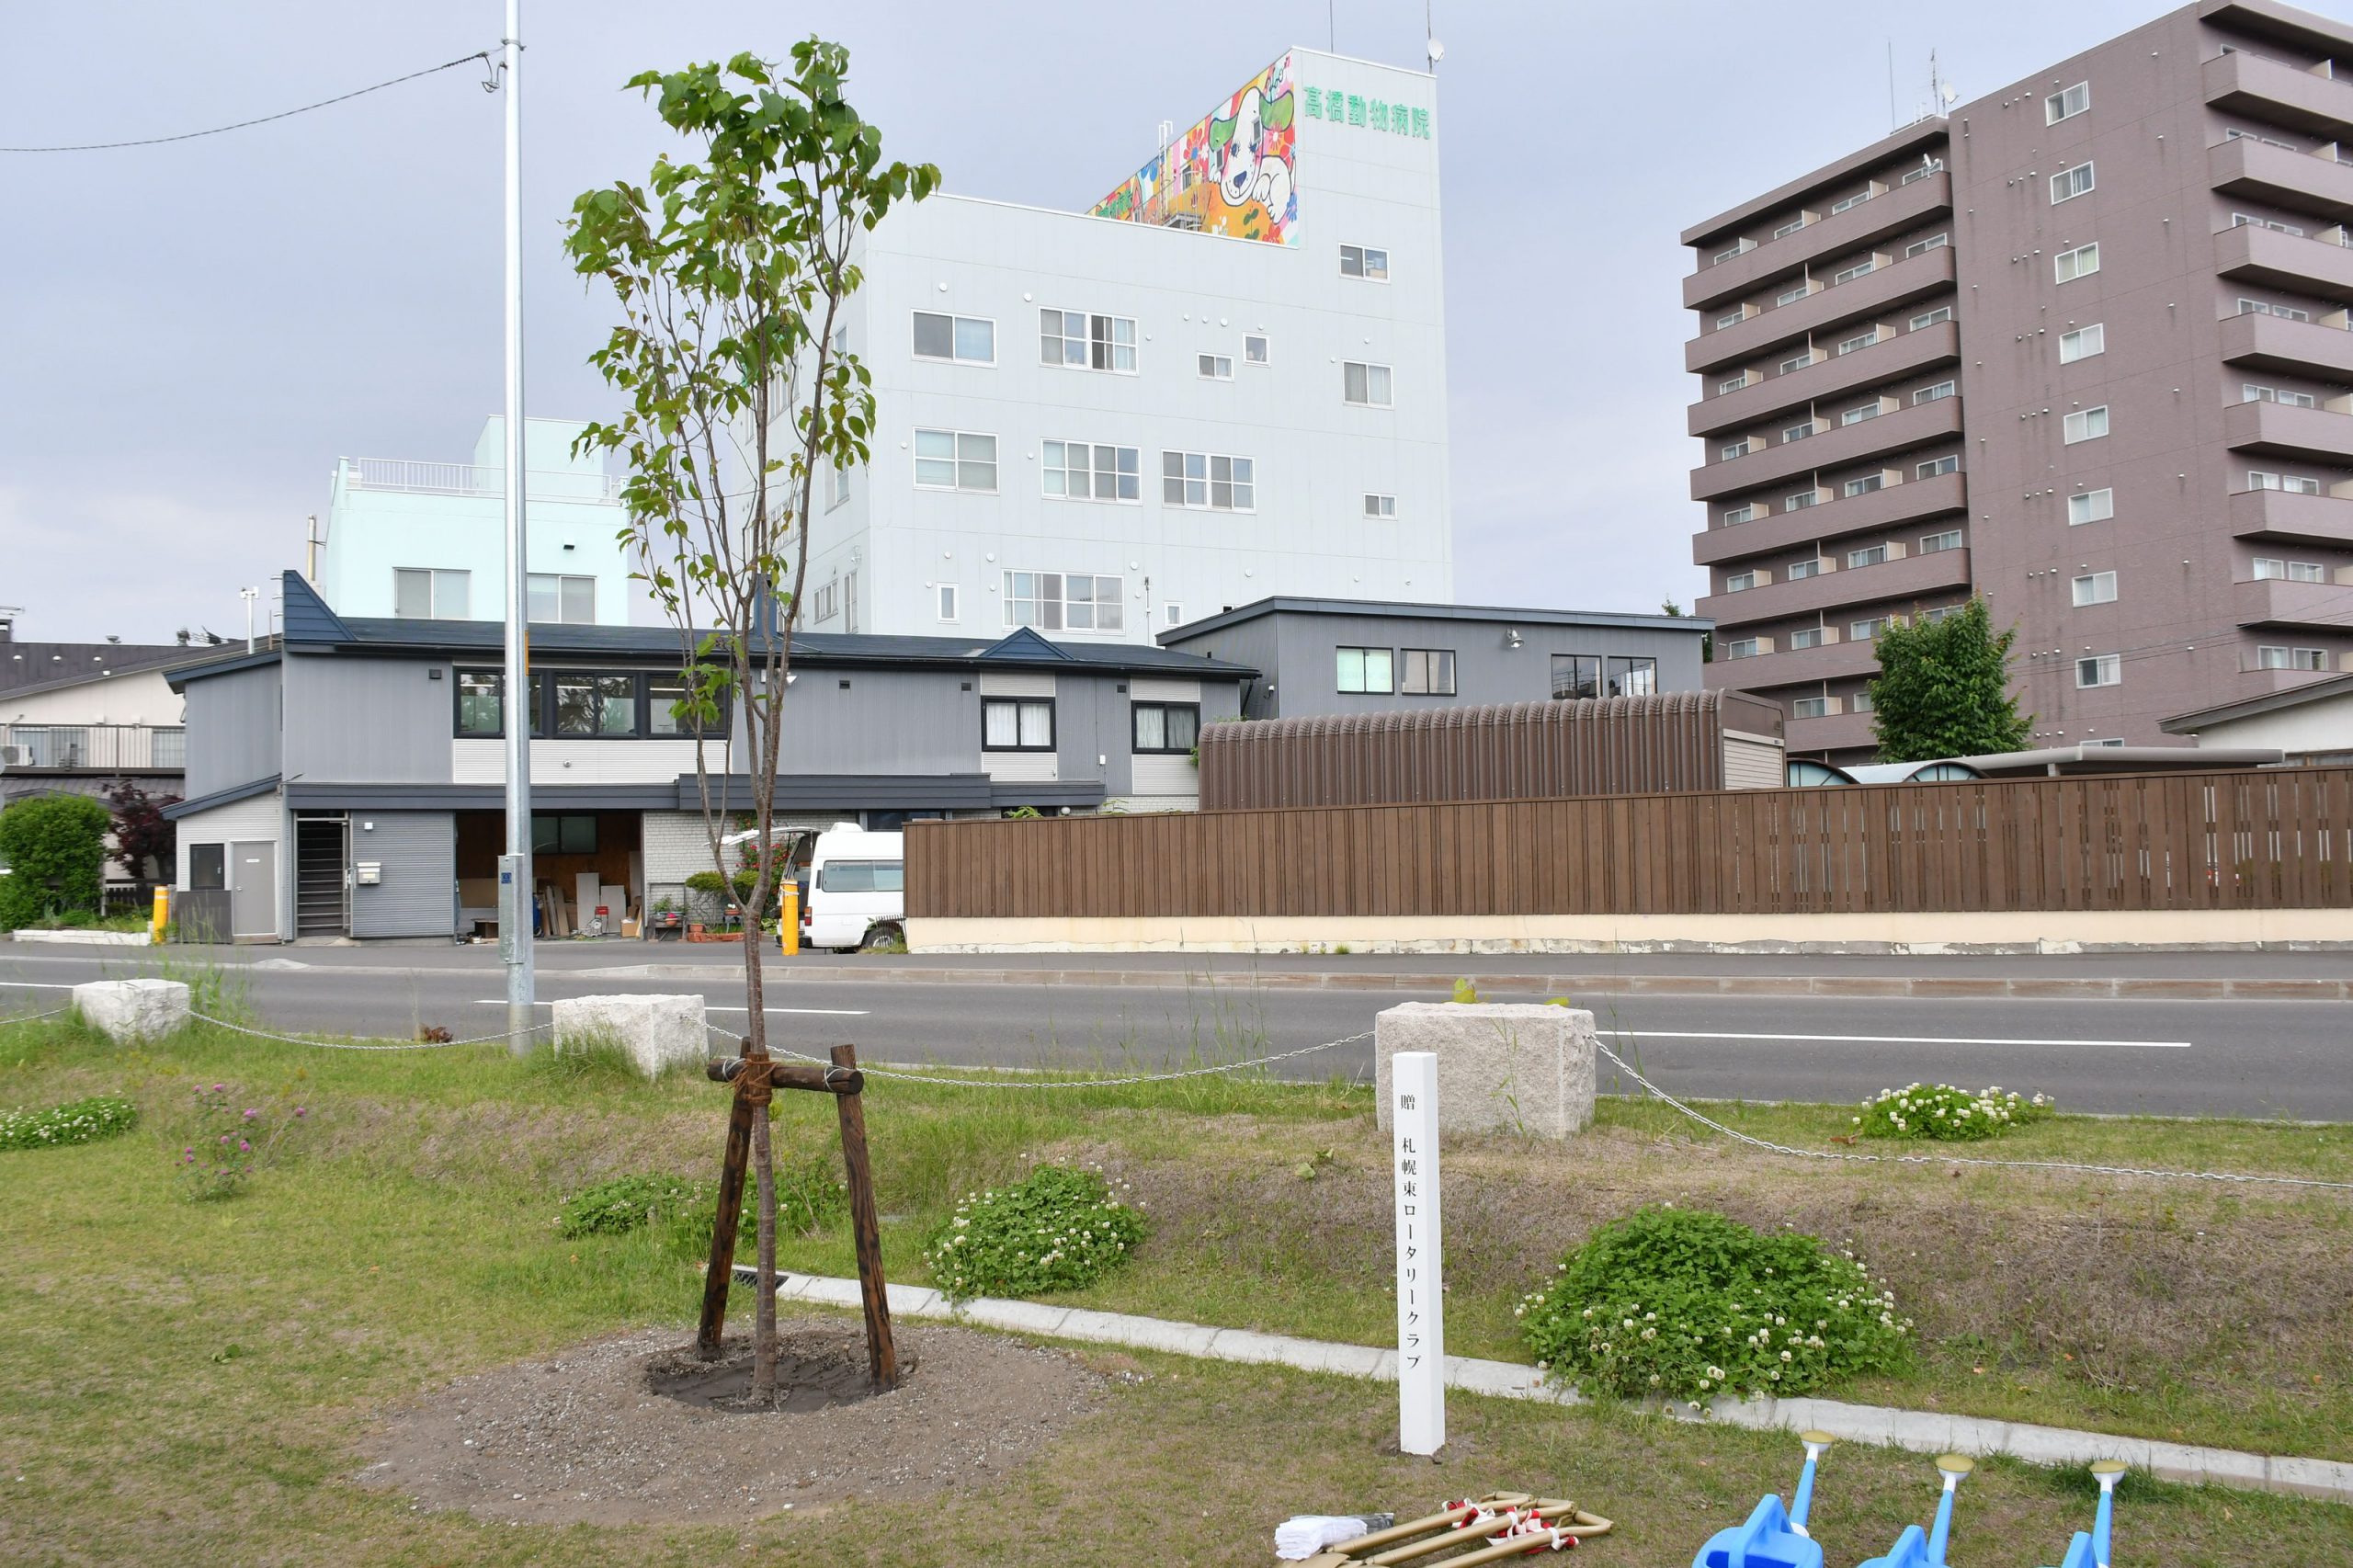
[498,0,536,1055]
[239,585,258,653]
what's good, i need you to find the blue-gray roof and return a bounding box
[1157,594,1714,643]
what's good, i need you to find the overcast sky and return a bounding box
[4,0,2194,642]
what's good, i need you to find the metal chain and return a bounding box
[3,1005,74,1026]
[186,1009,544,1052]
[1595,1040,2353,1193]
[707,1020,1374,1089]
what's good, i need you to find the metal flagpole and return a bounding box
[498,0,535,1054]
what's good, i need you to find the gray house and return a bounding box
[1157,597,1712,721]
[164,572,1247,941]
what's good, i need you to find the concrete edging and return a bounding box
[750,1268,2353,1506]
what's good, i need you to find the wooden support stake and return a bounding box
[695,1035,756,1360]
[832,1041,900,1392]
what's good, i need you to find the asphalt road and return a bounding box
[6,946,2347,1119]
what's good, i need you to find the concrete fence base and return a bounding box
[72,979,190,1043]
[549,994,707,1078]
[1375,1001,1597,1139]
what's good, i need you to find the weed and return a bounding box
[925,1164,1144,1302]
[0,1093,138,1151]
[1857,1083,2054,1142]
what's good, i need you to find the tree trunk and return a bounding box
[748,1076,779,1403]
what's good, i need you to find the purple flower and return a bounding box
[243,1109,257,1119]
[293,1108,306,1118]
[220,1134,231,1144]
[237,1139,250,1153]
[211,1084,224,1093]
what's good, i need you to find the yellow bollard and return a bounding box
[778,880,800,957]
[151,886,169,946]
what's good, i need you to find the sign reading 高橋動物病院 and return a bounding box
[1302,86,1433,140]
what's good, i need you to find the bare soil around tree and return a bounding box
[354,1316,1105,1527]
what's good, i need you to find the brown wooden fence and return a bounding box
[906,767,2353,919]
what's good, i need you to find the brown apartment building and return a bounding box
[1685,0,2353,763]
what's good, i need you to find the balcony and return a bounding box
[1699,546,1972,631]
[1695,469,1967,565]
[2209,134,2353,223]
[2233,571,2353,629]
[2212,220,2353,301]
[2217,304,2353,376]
[1686,244,1957,375]
[1690,320,1959,437]
[1691,396,1962,502]
[1684,172,1952,312]
[2204,49,2353,141]
[2228,483,2353,545]
[1784,707,1878,756]
[2222,396,2353,462]
[0,723,187,771]
[1711,636,1881,690]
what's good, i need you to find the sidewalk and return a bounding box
[755,1269,2353,1505]
[12,939,2350,999]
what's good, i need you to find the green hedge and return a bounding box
[0,794,111,930]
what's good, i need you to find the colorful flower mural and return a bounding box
[1092,51,1300,245]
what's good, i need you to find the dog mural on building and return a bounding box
[1093,52,1301,246]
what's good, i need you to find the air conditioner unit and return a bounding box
[0,745,23,768]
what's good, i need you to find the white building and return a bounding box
[314,416,635,626]
[796,47,1450,643]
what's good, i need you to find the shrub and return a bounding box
[0,1095,139,1152]
[564,1155,848,1249]
[0,793,111,930]
[1856,1083,2052,1142]
[172,1083,306,1201]
[924,1164,1144,1302]
[1517,1206,1912,1405]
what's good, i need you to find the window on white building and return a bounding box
[526,573,594,624]
[1039,308,1137,372]
[1199,353,1233,380]
[1339,244,1390,280]
[1365,493,1398,518]
[937,583,960,622]
[1003,571,1123,632]
[1041,440,1141,502]
[392,567,470,619]
[1343,361,1394,406]
[914,428,998,491]
[1243,334,1269,366]
[912,311,995,363]
[1162,450,1256,510]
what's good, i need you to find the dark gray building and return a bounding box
[1685,0,2353,764]
[162,572,1247,941]
[1156,597,1711,721]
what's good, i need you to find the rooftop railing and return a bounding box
[339,457,625,503]
[0,724,187,770]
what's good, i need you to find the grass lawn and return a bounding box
[1,1010,2347,1563]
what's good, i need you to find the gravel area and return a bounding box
[355,1317,1104,1526]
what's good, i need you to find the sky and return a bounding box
[1,0,2204,643]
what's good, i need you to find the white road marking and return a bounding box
[470,998,869,1017]
[1606,1029,2190,1050]
[0,981,75,989]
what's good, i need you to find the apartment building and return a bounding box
[314,417,636,627]
[791,47,1451,642]
[1685,0,2353,762]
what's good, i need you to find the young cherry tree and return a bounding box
[566,42,935,1403]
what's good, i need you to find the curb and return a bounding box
[747,1268,2353,1506]
[686,963,2353,1001]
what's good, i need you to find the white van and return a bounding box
[801,824,905,951]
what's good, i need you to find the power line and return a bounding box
[1,50,495,153]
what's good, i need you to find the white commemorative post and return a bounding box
[1392,1051,1444,1455]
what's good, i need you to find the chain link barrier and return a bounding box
[1594,1039,2353,1193]
[185,1009,546,1052]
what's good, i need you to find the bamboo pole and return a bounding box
[832,1042,900,1392]
[694,1035,756,1359]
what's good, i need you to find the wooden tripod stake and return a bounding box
[697,1039,899,1392]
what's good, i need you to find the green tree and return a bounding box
[565,41,935,1403]
[1867,598,2032,763]
[0,793,112,929]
